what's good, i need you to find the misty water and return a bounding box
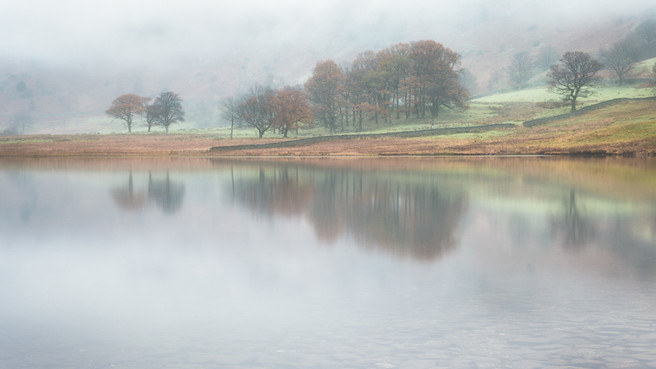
[1,157,655,368]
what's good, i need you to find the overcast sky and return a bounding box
[2,0,654,68]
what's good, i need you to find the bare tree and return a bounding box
[219,96,241,139]
[237,85,275,138]
[548,52,603,113]
[600,39,640,85]
[151,91,185,134]
[507,51,534,89]
[140,97,156,132]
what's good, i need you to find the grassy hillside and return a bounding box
[202,78,656,155]
[2,59,655,156]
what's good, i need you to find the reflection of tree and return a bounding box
[233,166,315,217]
[111,171,186,214]
[232,165,468,261]
[308,173,467,260]
[110,171,147,211]
[550,189,595,248]
[148,172,185,214]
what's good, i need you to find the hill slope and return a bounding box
[1,97,654,156]
[1,7,654,135]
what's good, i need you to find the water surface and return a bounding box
[1,157,655,368]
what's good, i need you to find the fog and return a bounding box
[2,0,652,66]
[0,0,654,132]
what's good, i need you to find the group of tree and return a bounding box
[218,23,655,137]
[223,40,469,137]
[221,85,313,138]
[304,40,469,134]
[106,91,184,133]
[508,18,656,90]
[503,17,656,112]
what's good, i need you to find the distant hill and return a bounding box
[1,8,654,135]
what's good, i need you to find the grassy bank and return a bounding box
[1,82,654,157]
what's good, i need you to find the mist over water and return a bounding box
[1,157,655,368]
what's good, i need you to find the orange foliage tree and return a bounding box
[406,40,468,121]
[233,40,468,134]
[272,87,313,138]
[304,60,344,134]
[106,94,146,133]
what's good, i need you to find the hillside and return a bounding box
[1,93,654,156]
[1,6,654,135]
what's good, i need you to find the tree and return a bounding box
[140,97,157,132]
[507,51,534,89]
[151,91,184,133]
[548,52,603,113]
[237,85,275,138]
[600,39,639,85]
[106,94,146,133]
[406,40,468,122]
[220,96,241,139]
[305,60,344,134]
[272,86,313,138]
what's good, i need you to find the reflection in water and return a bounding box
[550,189,595,248]
[148,172,185,214]
[110,171,185,214]
[110,171,146,211]
[232,165,468,261]
[1,157,656,368]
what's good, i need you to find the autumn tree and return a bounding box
[600,39,639,85]
[304,60,344,134]
[272,86,313,138]
[237,85,275,138]
[376,43,410,120]
[151,91,185,133]
[106,94,146,133]
[507,51,534,89]
[406,40,468,122]
[346,51,383,127]
[548,52,603,113]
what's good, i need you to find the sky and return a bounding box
[2,0,654,68]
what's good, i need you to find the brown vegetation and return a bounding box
[1,98,654,157]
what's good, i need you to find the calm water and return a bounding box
[1,157,655,369]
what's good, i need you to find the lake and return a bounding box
[1,157,655,368]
